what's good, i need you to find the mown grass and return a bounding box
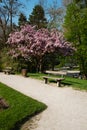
[63,77,87,90]
[0,82,47,130]
[28,73,87,91]
[27,73,47,80]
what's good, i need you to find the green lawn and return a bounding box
[0,82,47,130]
[27,73,47,80]
[63,77,87,90]
[28,73,87,91]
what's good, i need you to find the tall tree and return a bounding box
[0,0,22,32]
[29,5,47,29]
[0,4,9,43]
[63,2,87,78]
[18,13,27,26]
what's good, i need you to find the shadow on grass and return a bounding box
[48,80,71,87]
[50,79,81,87]
[12,115,32,130]
[12,109,47,130]
[61,82,81,89]
[62,82,72,86]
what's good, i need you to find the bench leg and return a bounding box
[44,78,48,84]
[57,81,61,87]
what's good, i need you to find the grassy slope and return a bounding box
[0,82,47,130]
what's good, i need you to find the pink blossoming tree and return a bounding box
[7,24,74,72]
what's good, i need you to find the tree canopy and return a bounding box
[7,24,74,72]
[63,1,87,78]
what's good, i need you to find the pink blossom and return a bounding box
[7,25,74,60]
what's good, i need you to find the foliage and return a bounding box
[76,45,87,78]
[7,25,36,60]
[64,3,80,43]
[63,3,87,44]
[29,5,47,29]
[18,13,27,26]
[0,82,47,130]
[75,0,87,8]
[7,24,74,72]
[43,52,60,71]
[0,48,13,70]
[63,2,87,78]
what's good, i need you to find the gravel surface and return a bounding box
[0,73,87,130]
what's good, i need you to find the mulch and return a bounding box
[0,97,9,111]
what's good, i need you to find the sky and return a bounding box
[13,0,62,24]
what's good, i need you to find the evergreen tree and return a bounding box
[18,13,27,26]
[29,5,47,29]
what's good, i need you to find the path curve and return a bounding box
[0,73,87,130]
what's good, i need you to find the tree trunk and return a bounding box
[51,64,55,71]
[37,58,43,73]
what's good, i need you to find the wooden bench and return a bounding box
[3,67,12,74]
[43,76,64,87]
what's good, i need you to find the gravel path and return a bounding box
[0,73,87,130]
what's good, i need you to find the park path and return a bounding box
[0,73,87,130]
